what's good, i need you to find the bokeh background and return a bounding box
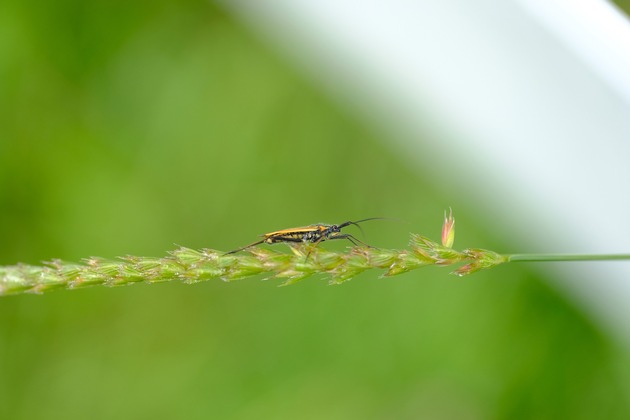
[2,1,630,419]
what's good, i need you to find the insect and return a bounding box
[225,218,382,256]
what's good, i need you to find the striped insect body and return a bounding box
[225,218,382,255]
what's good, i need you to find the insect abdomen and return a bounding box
[265,230,323,244]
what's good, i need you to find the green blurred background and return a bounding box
[2,1,630,419]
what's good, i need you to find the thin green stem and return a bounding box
[2,231,629,296]
[506,253,630,262]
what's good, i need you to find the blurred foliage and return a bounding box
[1,1,630,419]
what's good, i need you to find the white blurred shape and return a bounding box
[223,0,630,342]
[519,0,630,105]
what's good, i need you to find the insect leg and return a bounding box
[303,233,328,260]
[328,234,376,249]
[224,239,266,255]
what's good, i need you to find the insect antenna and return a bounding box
[337,217,387,238]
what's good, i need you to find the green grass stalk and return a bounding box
[3,211,629,296]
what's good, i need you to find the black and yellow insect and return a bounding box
[225,218,382,255]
